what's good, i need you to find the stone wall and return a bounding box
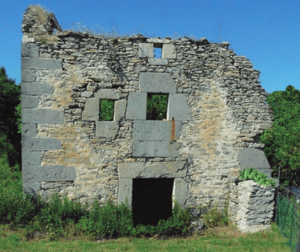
[21,5,274,214]
[229,180,276,233]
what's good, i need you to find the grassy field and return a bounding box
[0,222,291,252]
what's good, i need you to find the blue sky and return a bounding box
[1,0,299,95]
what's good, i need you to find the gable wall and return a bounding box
[21,30,274,209]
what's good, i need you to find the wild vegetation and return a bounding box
[239,167,276,187]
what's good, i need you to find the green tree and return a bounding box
[0,67,21,168]
[259,85,300,186]
[146,94,168,120]
[99,99,114,121]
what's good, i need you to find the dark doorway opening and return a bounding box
[132,178,173,227]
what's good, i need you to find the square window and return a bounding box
[153,43,163,58]
[99,99,114,121]
[146,93,168,120]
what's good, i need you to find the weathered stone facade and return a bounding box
[21,5,275,217]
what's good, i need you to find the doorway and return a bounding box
[132,178,173,227]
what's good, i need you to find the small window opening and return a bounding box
[153,43,163,58]
[99,99,114,121]
[146,93,168,120]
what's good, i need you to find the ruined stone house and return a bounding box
[21,5,275,227]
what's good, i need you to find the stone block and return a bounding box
[139,72,176,94]
[237,148,271,171]
[174,178,188,207]
[133,140,179,157]
[133,141,155,157]
[148,58,168,65]
[118,179,132,206]
[81,91,93,97]
[139,43,153,57]
[114,100,127,121]
[96,121,119,138]
[82,98,99,121]
[163,44,176,59]
[133,120,181,141]
[133,120,168,141]
[167,94,191,120]
[22,57,62,70]
[21,82,54,95]
[22,43,39,57]
[21,95,39,108]
[22,69,35,82]
[22,137,62,150]
[23,182,41,195]
[95,89,120,99]
[147,38,171,43]
[22,124,37,137]
[126,92,147,120]
[22,151,42,166]
[22,165,76,182]
[22,109,64,124]
[118,161,187,179]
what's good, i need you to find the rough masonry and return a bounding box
[21,5,276,229]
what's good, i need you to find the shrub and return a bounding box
[239,167,276,187]
[203,206,229,228]
[0,154,35,226]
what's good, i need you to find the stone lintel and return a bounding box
[118,161,186,179]
[139,72,176,94]
[95,89,120,99]
[148,58,168,65]
[147,38,171,44]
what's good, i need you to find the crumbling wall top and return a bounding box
[22,5,62,36]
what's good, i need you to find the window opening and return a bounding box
[99,99,114,121]
[146,93,168,120]
[153,43,163,58]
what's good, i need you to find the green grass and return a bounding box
[0,223,291,251]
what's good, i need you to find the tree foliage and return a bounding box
[146,94,168,120]
[0,67,21,168]
[259,85,300,186]
[99,99,114,121]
